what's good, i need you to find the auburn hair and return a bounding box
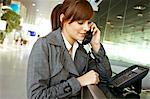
[60,0,93,24]
[51,4,62,31]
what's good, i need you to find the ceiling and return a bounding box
[19,0,63,24]
[17,0,149,26]
[18,0,102,24]
[93,0,150,32]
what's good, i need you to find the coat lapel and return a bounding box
[46,28,80,76]
[74,45,89,75]
[63,49,79,76]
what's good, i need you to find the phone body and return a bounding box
[82,30,93,45]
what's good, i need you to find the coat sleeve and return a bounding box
[88,43,112,83]
[27,38,81,99]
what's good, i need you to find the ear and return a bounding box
[60,13,65,23]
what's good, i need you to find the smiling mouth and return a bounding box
[80,33,86,37]
[80,32,86,35]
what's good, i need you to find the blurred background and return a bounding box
[0,0,150,99]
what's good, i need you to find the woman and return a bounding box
[27,0,112,99]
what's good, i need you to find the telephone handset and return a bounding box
[82,30,93,45]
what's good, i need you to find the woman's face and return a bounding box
[62,20,91,44]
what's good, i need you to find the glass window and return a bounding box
[94,0,150,67]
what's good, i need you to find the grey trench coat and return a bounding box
[27,28,112,99]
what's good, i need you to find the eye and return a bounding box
[77,21,84,25]
[88,21,92,24]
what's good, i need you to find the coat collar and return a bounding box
[46,28,65,47]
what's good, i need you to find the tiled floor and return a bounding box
[0,45,30,99]
[0,44,149,99]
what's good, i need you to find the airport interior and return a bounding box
[0,0,150,99]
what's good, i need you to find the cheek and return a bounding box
[70,22,81,31]
[69,26,79,34]
[69,23,83,37]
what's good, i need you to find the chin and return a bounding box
[78,37,84,41]
[77,40,83,44]
[76,35,85,41]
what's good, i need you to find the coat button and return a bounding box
[64,85,72,93]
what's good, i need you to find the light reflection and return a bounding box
[104,41,150,66]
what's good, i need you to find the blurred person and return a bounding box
[27,0,113,99]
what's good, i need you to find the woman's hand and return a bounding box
[77,70,100,87]
[89,22,101,53]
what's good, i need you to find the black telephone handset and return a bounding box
[82,30,93,45]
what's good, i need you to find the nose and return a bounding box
[83,23,90,31]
